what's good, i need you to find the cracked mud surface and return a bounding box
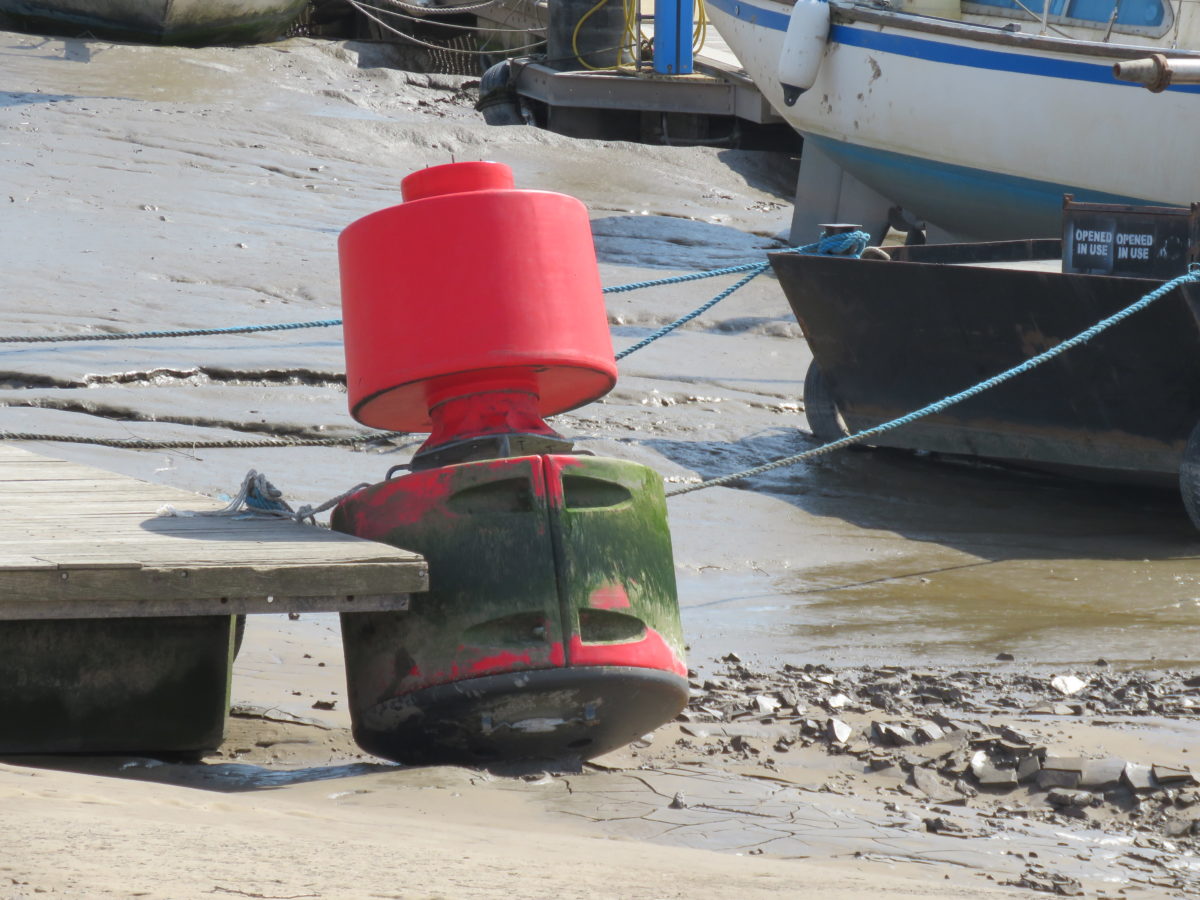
[10,644,1198,897]
[2,24,1200,900]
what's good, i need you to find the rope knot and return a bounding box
[814,230,872,257]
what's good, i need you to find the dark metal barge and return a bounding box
[770,238,1200,523]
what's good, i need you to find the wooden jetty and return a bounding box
[0,444,426,755]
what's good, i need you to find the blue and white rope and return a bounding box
[0,232,869,347]
[614,231,870,360]
[0,318,343,344]
[665,265,1200,497]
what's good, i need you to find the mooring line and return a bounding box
[616,264,768,360]
[14,229,1176,484]
[0,233,869,348]
[0,237,872,450]
[0,319,344,344]
[604,230,868,296]
[0,432,403,450]
[157,469,373,525]
[614,231,868,359]
[665,265,1200,497]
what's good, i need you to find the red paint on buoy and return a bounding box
[589,584,632,609]
[338,161,617,434]
[467,649,535,674]
[567,628,687,676]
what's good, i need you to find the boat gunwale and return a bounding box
[722,0,1200,60]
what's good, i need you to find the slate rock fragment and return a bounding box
[1037,769,1081,790]
[1047,788,1095,808]
[827,718,853,744]
[911,767,960,803]
[971,750,1018,787]
[1080,757,1125,789]
[1153,764,1197,786]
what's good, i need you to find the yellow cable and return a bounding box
[572,0,620,70]
[582,0,700,73]
[629,0,650,67]
[622,0,636,67]
[693,0,707,53]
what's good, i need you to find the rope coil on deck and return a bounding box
[158,469,372,525]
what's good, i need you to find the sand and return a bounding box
[2,24,1199,899]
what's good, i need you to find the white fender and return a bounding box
[777,0,831,104]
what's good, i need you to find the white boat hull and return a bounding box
[706,0,1200,238]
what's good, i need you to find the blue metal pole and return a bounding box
[653,0,693,74]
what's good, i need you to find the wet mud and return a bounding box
[3,24,1200,897]
[11,651,1199,896]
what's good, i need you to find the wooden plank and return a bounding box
[0,521,413,547]
[0,502,219,514]
[0,446,427,618]
[0,554,55,569]
[0,593,413,620]
[0,562,428,607]
[0,484,208,498]
[0,536,425,567]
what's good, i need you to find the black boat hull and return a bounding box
[771,244,1200,481]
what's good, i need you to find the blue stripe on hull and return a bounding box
[808,135,1151,239]
[705,0,792,30]
[830,25,1200,92]
[705,0,1200,92]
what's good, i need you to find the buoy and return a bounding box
[777,0,831,106]
[333,162,688,764]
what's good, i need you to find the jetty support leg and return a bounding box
[0,616,234,754]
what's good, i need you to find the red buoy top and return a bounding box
[400,161,514,202]
[338,161,617,432]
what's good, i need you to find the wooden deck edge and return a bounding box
[0,592,414,621]
[0,445,429,619]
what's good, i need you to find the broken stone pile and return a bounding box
[681,656,1200,846]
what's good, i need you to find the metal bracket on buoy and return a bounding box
[332,162,688,765]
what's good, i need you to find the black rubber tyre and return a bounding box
[803,360,850,444]
[1179,420,1200,531]
[476,61,524,126]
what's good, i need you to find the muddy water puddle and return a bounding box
[680,450,1200,670]
[773,555,1200,668]
[684,554,1200,671]
[0,40,252,104]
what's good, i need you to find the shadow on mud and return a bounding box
[648,427,1200,561]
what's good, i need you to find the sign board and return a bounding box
[1062,196,1200,279]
